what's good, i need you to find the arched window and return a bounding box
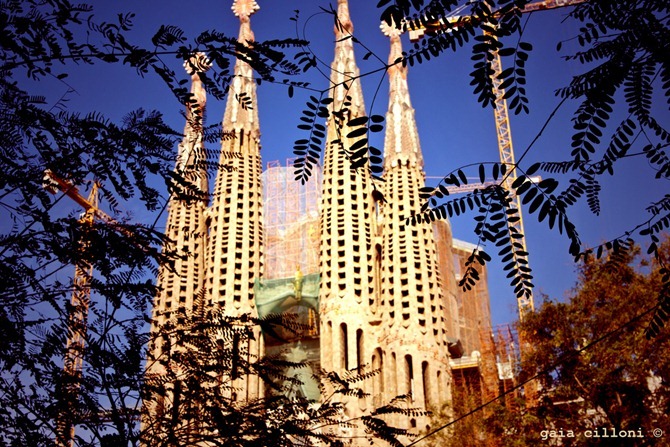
[405,354,414,401]
[356,328,364,371]
[340,323,348,370]
[422,361,431,409]
[436,370,442,404]
[372,348,384,407]
[390,352,397,397]
[373,243,382,308]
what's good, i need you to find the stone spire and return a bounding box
[152,53,210,331]
[318,0,377,387]
[329,0,366,117]
[177,52,210,178]
[204,0,264,399]
[222,0,260,138]
[316,2,382,439]
[378,26,452,426]
[381,22,423,169]
[144,54,211,431]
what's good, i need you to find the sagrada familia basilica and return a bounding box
[146,0,501,442]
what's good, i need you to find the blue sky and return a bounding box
[33,1,669,326]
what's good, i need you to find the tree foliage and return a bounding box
[0,1,315,445]
[517,239,670,445]
[521,238,670,445]
[427,237,670,446]
[1,2,176,443]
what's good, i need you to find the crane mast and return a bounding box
[44,173,99,447]
[409,0,586,320]
[44,171,137,446]
[489,40,534,317]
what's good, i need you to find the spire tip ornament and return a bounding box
[183,52,211,76]
[232,0,259,19]
[380,20,403,38]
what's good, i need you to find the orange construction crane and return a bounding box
[410,0,587,320]
[44,171,99,447]
[43,170,140,447]
[44,170,137,239]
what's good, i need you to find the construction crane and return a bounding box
[43,171,99,447]
[426,176,541,195]
[44,170,137,237]
[43,170,140,447]
[410,0,586,320]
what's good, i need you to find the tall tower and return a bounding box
[143,54,211,440]
[204,0,264,398]
[149,54,210,363]
[378,23,452,427]
[318,0,378,417]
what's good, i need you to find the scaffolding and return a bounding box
[482,324,520,410]
[451,239,493,356]
[262,159,322,279]
[451,324,520,414]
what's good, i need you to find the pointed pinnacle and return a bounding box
[335,0,354,37]
[232,0,259,19]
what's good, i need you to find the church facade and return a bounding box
[146,0,494,441]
